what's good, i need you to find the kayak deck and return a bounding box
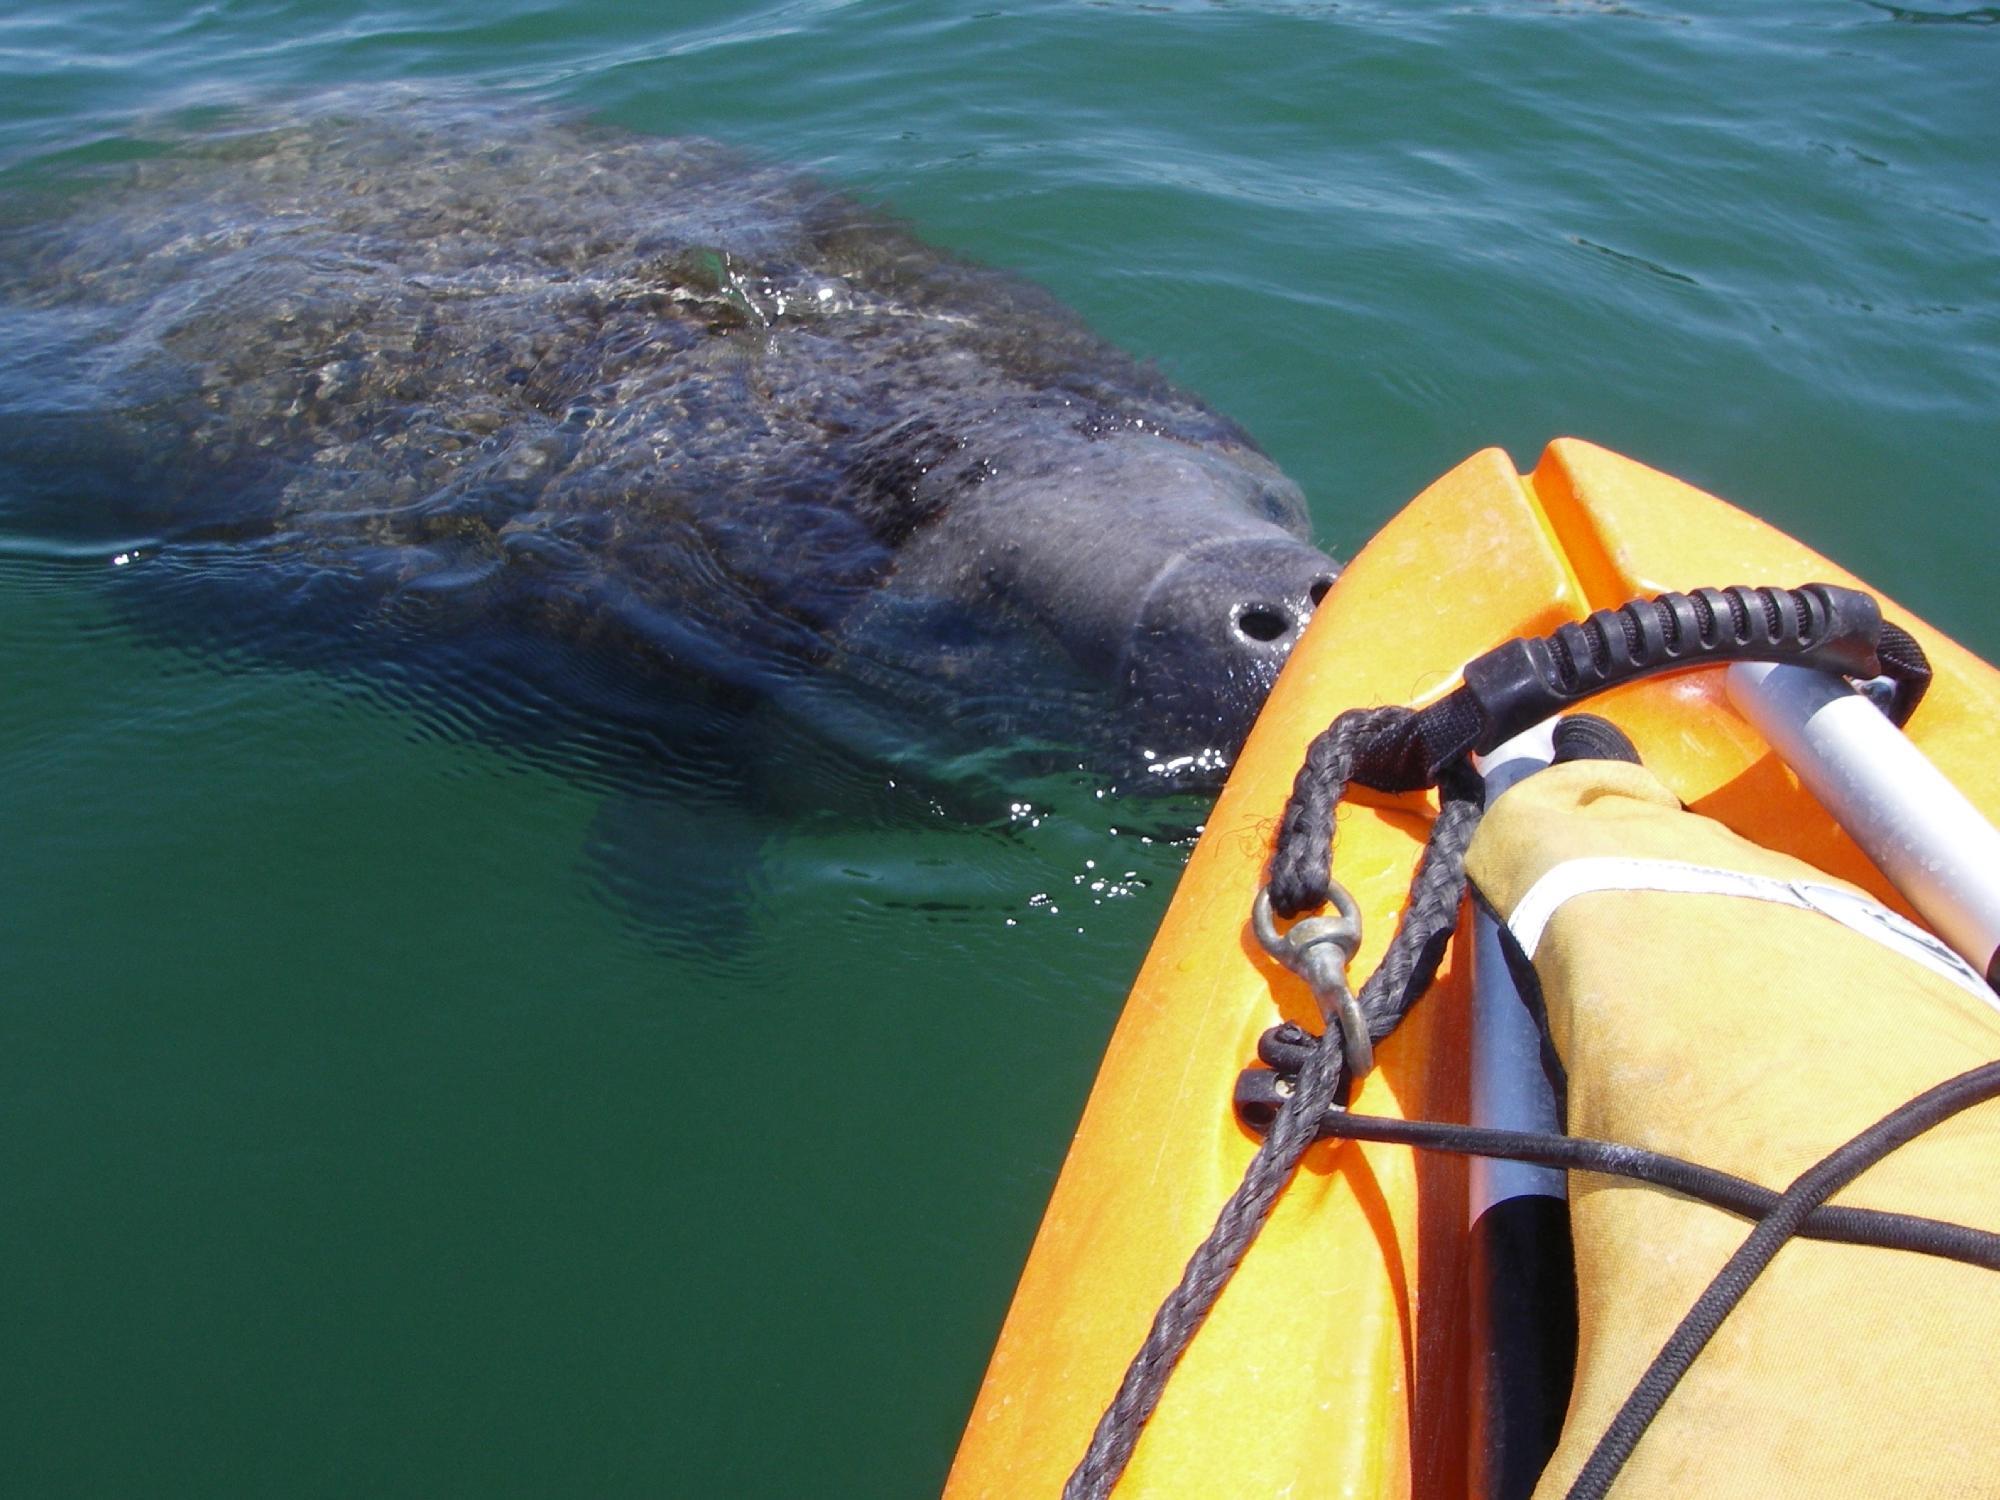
[944,439,2000,1498]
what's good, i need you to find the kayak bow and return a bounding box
[945,439,2000,1499]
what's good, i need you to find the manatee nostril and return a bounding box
[1308,577,1334,608]
[1234,605,1291,643]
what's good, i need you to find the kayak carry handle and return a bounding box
[1379,584,1931,788]
[1464,585,1883,740]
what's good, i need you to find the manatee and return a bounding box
[0,91,1339,787]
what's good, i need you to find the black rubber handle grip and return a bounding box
[1337,583,1928,794]
[1457,584,1885,755]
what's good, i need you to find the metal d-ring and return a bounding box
[1250,881,1373,1081]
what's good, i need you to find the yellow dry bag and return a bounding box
[1465,758,2000,1499]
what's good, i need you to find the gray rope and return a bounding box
[1268,706,1416,918]
[1063,710,1482,1499]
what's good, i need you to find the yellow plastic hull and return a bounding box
[944,439,2000,1499]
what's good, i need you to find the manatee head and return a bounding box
[861,419,1339,779]
[1117,524,1337,768]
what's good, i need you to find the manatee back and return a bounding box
[0,90,1302,772]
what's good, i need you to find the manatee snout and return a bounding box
[1120,534,1339,762]
[888,429,1343,773]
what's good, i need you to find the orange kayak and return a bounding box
[943,439,2000,1498]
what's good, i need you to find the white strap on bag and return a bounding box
[1506,854,1998,1009]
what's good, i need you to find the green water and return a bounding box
[0,3,1994,1494]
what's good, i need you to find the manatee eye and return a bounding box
[1254,485,1309,530]
[1235,604,1290,643]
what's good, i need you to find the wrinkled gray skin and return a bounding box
[0,92,1339,783]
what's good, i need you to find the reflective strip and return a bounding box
[1507,855,1999,1009]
